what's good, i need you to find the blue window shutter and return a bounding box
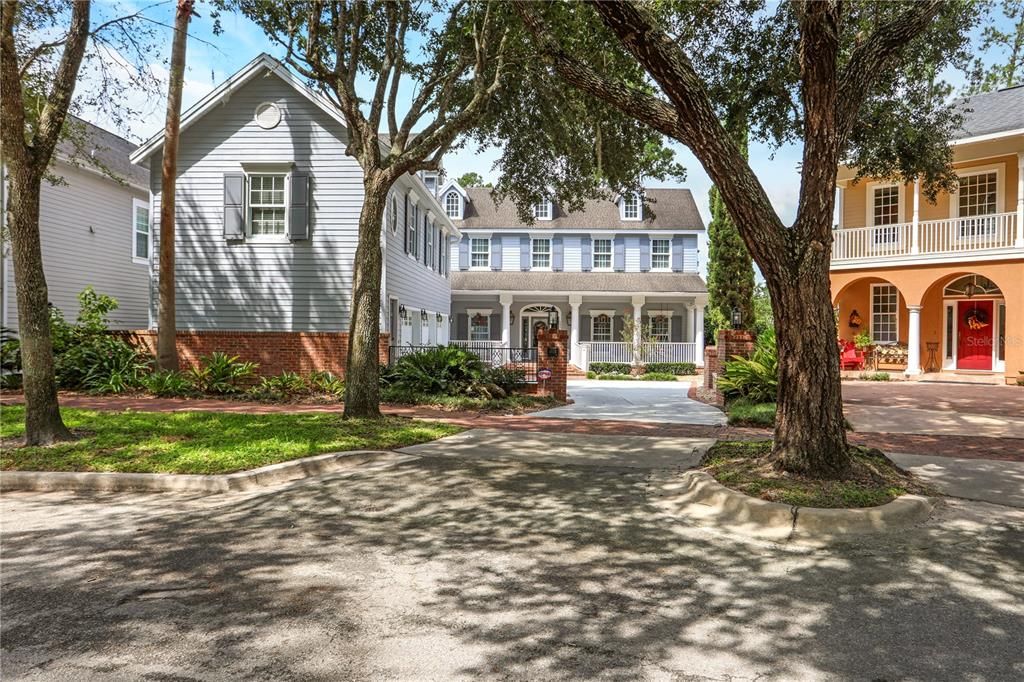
[613,236,625,272]
[671,235,684,271]
[671,315,683,342]
[223,174,245,239]
[490,313,502,341]
[458,236,470,270]
[639,235,651,271]
[404,196,410,253]
[552,236,564,271]
[288,174,310,240]
[581,236,592,271]
[520,236,530,271]
[491,235,502,270]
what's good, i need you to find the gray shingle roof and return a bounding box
[956,86,1024,139]
[453,187,704,231]
[56,115,149,188]
[451,271,706,294]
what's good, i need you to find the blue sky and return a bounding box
[84,1,1010,230]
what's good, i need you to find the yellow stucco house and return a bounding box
[832,86,1023,385]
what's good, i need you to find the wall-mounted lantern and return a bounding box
[420,309,429,322]
[436,312,443,323]
[547,309,559,328]
[399,305,407,319]
[730,306,743,329]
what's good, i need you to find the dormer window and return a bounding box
[422,171,439,196]
[444,190,462,219]
[533,200,552,221]
[621,193,640,221]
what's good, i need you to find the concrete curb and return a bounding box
[656,471,936,541]
[0,450,414,494]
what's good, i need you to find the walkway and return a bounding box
[533,379,727,425]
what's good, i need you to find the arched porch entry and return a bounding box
[518,304,561,351]
[922,273,1006,372]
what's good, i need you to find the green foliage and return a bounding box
[586,370,598,379]
[1,327,21,388]
[637,372,677,381]
[386,346,486,396]
[752,283,775,338]
[597,374,635,381]
[853,331,872,349]
[484,366,526,394]
[718,330,778,404]
[966,0,1024,94]
[188,352,257,395]
[858,372,891,382]
[141,370,195,398]
[645,362,697,376]
[726,398,776,427]
[246,371,310,402]
[309,371,346,397]
[456,172,489,188]
[378,386,557,412]
[589,362,632,375]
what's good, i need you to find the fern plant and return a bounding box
[388,346,485,395]
[189,352,257,394]
[717,330,778,403]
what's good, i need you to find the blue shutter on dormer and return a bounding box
[639,236,651,271]
[552,236,563,271]
[671,235,684,271]
[458,236,470,270]
[491,236,502,269]
[520,236,530,270]
[581,237,592,271]
[613,236,625,271]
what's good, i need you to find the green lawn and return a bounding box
[0,406,461,474]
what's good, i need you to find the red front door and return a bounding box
[957,300,994,370]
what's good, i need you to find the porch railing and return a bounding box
[579,342,698,368]
[832,212,1020,262]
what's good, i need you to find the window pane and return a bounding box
[998,303,1006,362]
[135,232,148,259]
[592,314,612,342]
[446,192,460,218]
[471,238,489,267]
[652,239,670,269]
[651,316,669,342]
[532,238,551,268]
[251,207,286,235]
[871,284,898,344]
[623,195,639,219]
[593,239,612,269]
[136,207,150,234]
[470,314,490,341]
[872,186,899,226]
[945,306,954,359]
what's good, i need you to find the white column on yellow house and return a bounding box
[569,294,582,367]
[631,295,645,365]
[836,185,844,229]
[912,177,921,254]
[1016,152,1024,248]
[906,304,923,376]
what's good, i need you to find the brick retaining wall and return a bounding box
[125,330,390,378]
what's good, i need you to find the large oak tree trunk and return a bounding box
[156,0,193,371]
[343,181,388,419]
[6,172,73,444]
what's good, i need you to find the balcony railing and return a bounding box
[832,212,1021,262]
[579,342,698,368]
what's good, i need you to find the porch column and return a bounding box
[905,304,922,377]
[836,185,844,229]
[499,293,513,359]
[631,295,645,365]
[911,177,921,254]
[569,294,582,367]
[1017,152,1024,248]
[694,299,706,368]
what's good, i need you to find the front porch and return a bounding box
[449,292,707,371]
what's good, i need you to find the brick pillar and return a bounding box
[703,346,718,390]
[535,328,568,401]
[711,329,755,399]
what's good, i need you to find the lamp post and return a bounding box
[731,306,743,329]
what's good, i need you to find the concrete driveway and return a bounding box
[534,379,726,425]
[3,452,1022,680]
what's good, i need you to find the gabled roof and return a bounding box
[454,187,704,231]
[955,85,1024,141]
[130,53,350,164]
[438,179,468,200]
[58,115,148,188]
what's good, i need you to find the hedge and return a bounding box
[645,362,697,375]
[589,362,632,375]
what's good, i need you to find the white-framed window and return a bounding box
[469,311,491,341]
[870,283,899,344]
[870,184,900,245]
[650,315,670,342]
[593,238,612,269]
[532,237,551,269]
[132,198,150,263]
[957,170,999,237]
[408,200,419,257]
[248,174,287,237]
[651,238,670,270]
[470,237,490,268]
[389,194,398,233]
[591,313,613,342]
[445,191,461,219]
[533,200,552,220]
[422,172,438,196]
[621,194,640,220]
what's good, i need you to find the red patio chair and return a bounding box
[839,341,866,371]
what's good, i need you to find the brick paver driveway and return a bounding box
[842,381,1024,418]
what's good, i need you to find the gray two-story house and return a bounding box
[128,54,457,372]
[441,182,709,369]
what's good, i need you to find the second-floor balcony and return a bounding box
[831,211,1023,265]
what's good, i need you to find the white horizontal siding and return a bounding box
[501,235,520,270]
[625,236,641,271]
[562,236,581,270]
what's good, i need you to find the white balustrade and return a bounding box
[832,212,1019,262]
[578,342,697,366]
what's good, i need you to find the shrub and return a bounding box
[586,370,597,379]
[386,346,485,396]
[1,327,21,389]
[598,373,635,380]
[309,370,345,397]
[189,352,257,394]
[589,362,632,375]
[78,337,152,394]
[484,366,526,394]
[644,362,697,376]
[717,329,778,403]
[142,370,194,397]
[246,371,311,402]
[638,372,677,381]
[858,371,891,382]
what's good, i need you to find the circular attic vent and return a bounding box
[254,102,282,129]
